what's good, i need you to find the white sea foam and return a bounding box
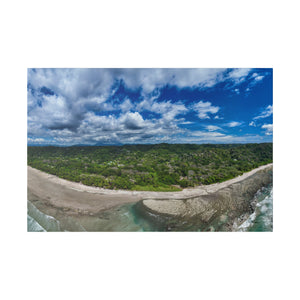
[27,201,61,232]
[238,186,273,232]
[238,211,257,231]
[27,215,46,232]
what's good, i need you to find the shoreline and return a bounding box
[138,166,273,231]
[28,163,273,216]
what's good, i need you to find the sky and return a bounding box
[27,68,273,146]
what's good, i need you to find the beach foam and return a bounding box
[27,201,61,232]
[27,215,46,232]
[238,186,273,232]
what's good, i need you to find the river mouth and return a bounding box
[27,200,149,232]
[132,184,273,231]
[28,183,273,232]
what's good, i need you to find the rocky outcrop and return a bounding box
[137,165,273,231]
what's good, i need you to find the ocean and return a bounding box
[237,185,273,232]
[27,201,61,232]
[27,185,273,232]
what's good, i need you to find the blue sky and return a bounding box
[27,68,272,146]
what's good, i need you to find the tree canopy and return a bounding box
[28,143,273,191]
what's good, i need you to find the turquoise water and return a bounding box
[28,185,273,232]
[238,185,273,232]
[27,214,46,232]
[132,185,273,232]
[27,201,61,232]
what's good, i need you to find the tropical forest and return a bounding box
[27,143,273,192]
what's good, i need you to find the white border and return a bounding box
[1,1,299,299]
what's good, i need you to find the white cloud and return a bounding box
[225,121,243,127]
[249,121,256,126]
[119,98,134,112]
[28,68,253,104]
[27,137,47,144]
[28,68,273,146]
[28,69,114,101]
[206,125,222,131]
[119,112,146,130]
[44,108,188,146]
[79,111,149,134]
[137,98,188,121]
[27,68,256,136]
[227,68,252,85]
[254,75,264,81]
[179,131,267,144]
[253,105,273,120]
[28,94,77,131]
[120,68,261,93]
[192,101,220,119]
[245,72,269,93]
[80,113,120,132]
[214,115,223,120]
[179,121,193,125]
[121,68,229,92]
[261,124,273,135]
[251,73,265,82]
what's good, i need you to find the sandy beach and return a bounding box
[28,163,273,216]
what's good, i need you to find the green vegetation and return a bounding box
[27,143,272,191]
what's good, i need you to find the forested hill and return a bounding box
[28,143,273,192]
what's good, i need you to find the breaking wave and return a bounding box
[238,185,273,232]
[27,201,61,232]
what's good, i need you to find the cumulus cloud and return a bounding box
[137,97,188,121]
[251,73,265,82]
[27,68,254,134]
[119,112,145,130]
[261,124,273,135]
[28,93,78,131]
[225,121,243,127]
[192,101,220,119]
[119,68,259,93]
[227,68,252,85]
[120,68,229,92]
[28,69,117,132]
[27,68,271,145]
[28,68,229,100]
[119,98,134,112]
[28,68,253,104]
[33,108,186,146]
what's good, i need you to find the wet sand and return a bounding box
[27,163,273,216]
